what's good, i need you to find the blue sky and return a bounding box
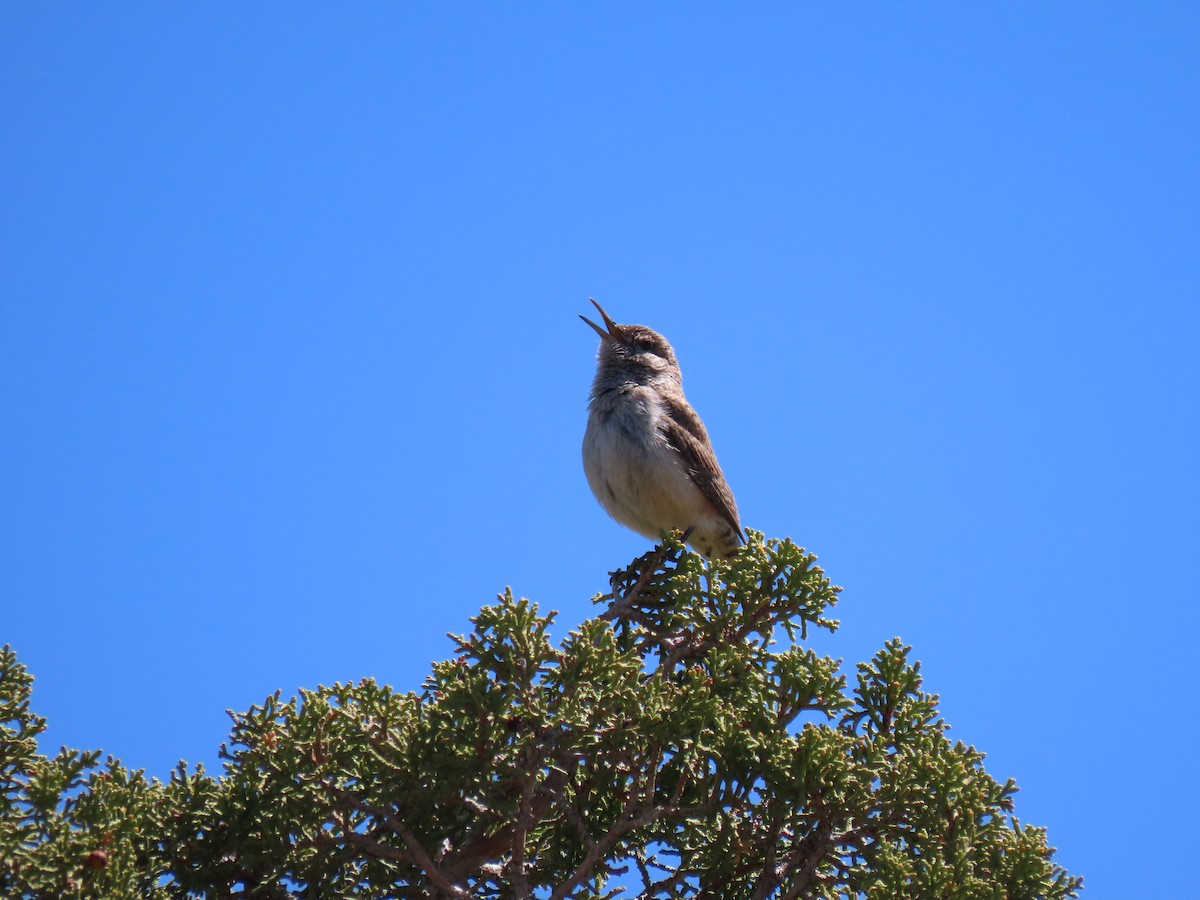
[3,4,1197,895]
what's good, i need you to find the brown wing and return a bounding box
[660,394,744,542]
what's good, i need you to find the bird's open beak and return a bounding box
[580,298,627,342]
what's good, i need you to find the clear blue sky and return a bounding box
[3,5,1197,895]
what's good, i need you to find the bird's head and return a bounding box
[581,299,681,383]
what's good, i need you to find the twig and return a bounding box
[599,530,691,622]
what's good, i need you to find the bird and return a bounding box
[580,299,744,559]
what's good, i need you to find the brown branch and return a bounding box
[749,815,786,900]
[548,796,721,900]
[341,830,410,862]
[599,534,687,623]
[323,783,469,898]
[436,762,574,883]
[507,747,542,900]
[778,820,834,900]
[384,809,471,899]
[537,781,599,855]
[544,745,714,900]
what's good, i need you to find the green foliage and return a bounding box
[0,534,1081,898]
[0,645,165,899]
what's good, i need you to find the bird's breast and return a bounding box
[582,389,708,541]
[588,387,665,450]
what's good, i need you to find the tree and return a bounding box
[1,533,1081,898]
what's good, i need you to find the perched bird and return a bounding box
[580,299,744,559]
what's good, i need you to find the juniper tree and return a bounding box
[0,533,1081,898]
